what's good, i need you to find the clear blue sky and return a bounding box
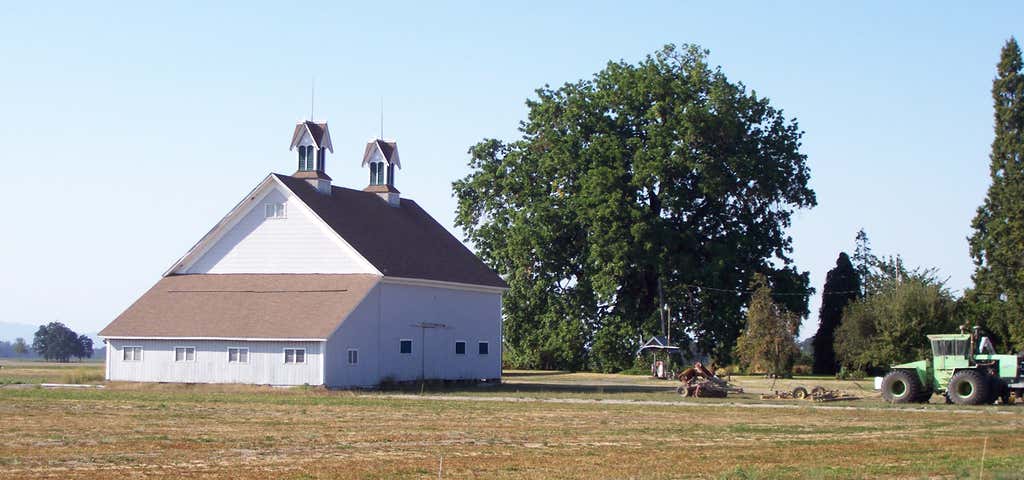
[1,2,1020,340]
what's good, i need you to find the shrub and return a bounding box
[791,364,813,376]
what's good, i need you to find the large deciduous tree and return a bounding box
[454,44,816,371]
[811,252,860,374]
[967,37,1024,352]
[32,322,91,363]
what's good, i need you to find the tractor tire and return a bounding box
[792,386,808,399]
[947,370,992,405]
[881,370,922,404]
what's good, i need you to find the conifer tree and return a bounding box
[968,37,1024,351]
[811,252,860,374]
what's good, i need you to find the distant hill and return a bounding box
[0,322,102,345]
[0,322,39,343]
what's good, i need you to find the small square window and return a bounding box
[399,339,412,354]
[284,348,306,364]
[123,346,142,362]
[265,202,286,219]
[347,349,358,365]
[455,341,466,355]
[228,348,248,364]
[478,342,489,355]
[175,347,195,362]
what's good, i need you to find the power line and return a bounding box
[677,283,859,297]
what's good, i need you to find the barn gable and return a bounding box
[169,176,379,275]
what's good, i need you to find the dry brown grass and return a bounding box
[1,364,1023,479]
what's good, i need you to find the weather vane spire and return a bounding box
[310,77,316,121]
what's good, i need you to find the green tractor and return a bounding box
[880,327,1024,405]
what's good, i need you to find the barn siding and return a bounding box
[324,284,381,388]
[185,186,374,274]
[105,339,324,386]
[105,283,502,388]
[375,282,502,383]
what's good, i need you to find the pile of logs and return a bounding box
[675,362,744,398]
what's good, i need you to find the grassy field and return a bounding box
[1,361,1023,479]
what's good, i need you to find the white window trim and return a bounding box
[455,340,467,356]
[347,348,358,366]
[399,339,413,355]
[283,347,306,364]
[478,341,490,356]
[264,202,286,219]
[227,347,249,364]
[123,346,143,362]
[174,346,196,363]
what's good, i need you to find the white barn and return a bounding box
[100,121,507,388]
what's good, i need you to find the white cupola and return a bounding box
[289,121,334,194]
[361,138,401,206]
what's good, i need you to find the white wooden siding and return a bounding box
[105,282,501,388]
[378,282,501,383]
[324,284,381,388]
[106,339,323,385]
[184,186,374,274]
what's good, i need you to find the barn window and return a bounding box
[228,348,248,363]
[399,339,412,354]
[347,349,358,365]
[455,341,466,355]
[478,342,489,355]
[174,347,196,362]
[123,346,142,362]
[265,202,286,219]
[284,348,306,364]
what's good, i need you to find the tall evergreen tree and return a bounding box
[811,252,860,374]
[852,229,874,296]
[968,37,1024,351]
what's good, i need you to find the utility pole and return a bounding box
[657,277,666,338]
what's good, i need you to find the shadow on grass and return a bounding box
[501,371,573,378]
[381,380,677,396]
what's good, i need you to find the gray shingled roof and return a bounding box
[275,174,508,289]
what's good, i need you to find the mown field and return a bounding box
[1,361,1023,479]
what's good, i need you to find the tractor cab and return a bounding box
[927,334,972,388]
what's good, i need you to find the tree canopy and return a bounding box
[454,44,816,371]
[967,37,1024,352]
[811,252,860,374]
[834,257,957,373]
[32,322,93,362]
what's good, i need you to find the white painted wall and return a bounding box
[105,339,324,386]
[105,282,502,388]
[376,282,502,383]
[184,186,374,274]
[324,284,381,388]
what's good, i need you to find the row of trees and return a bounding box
[31,322,94,362]
[808,38,1024,374]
